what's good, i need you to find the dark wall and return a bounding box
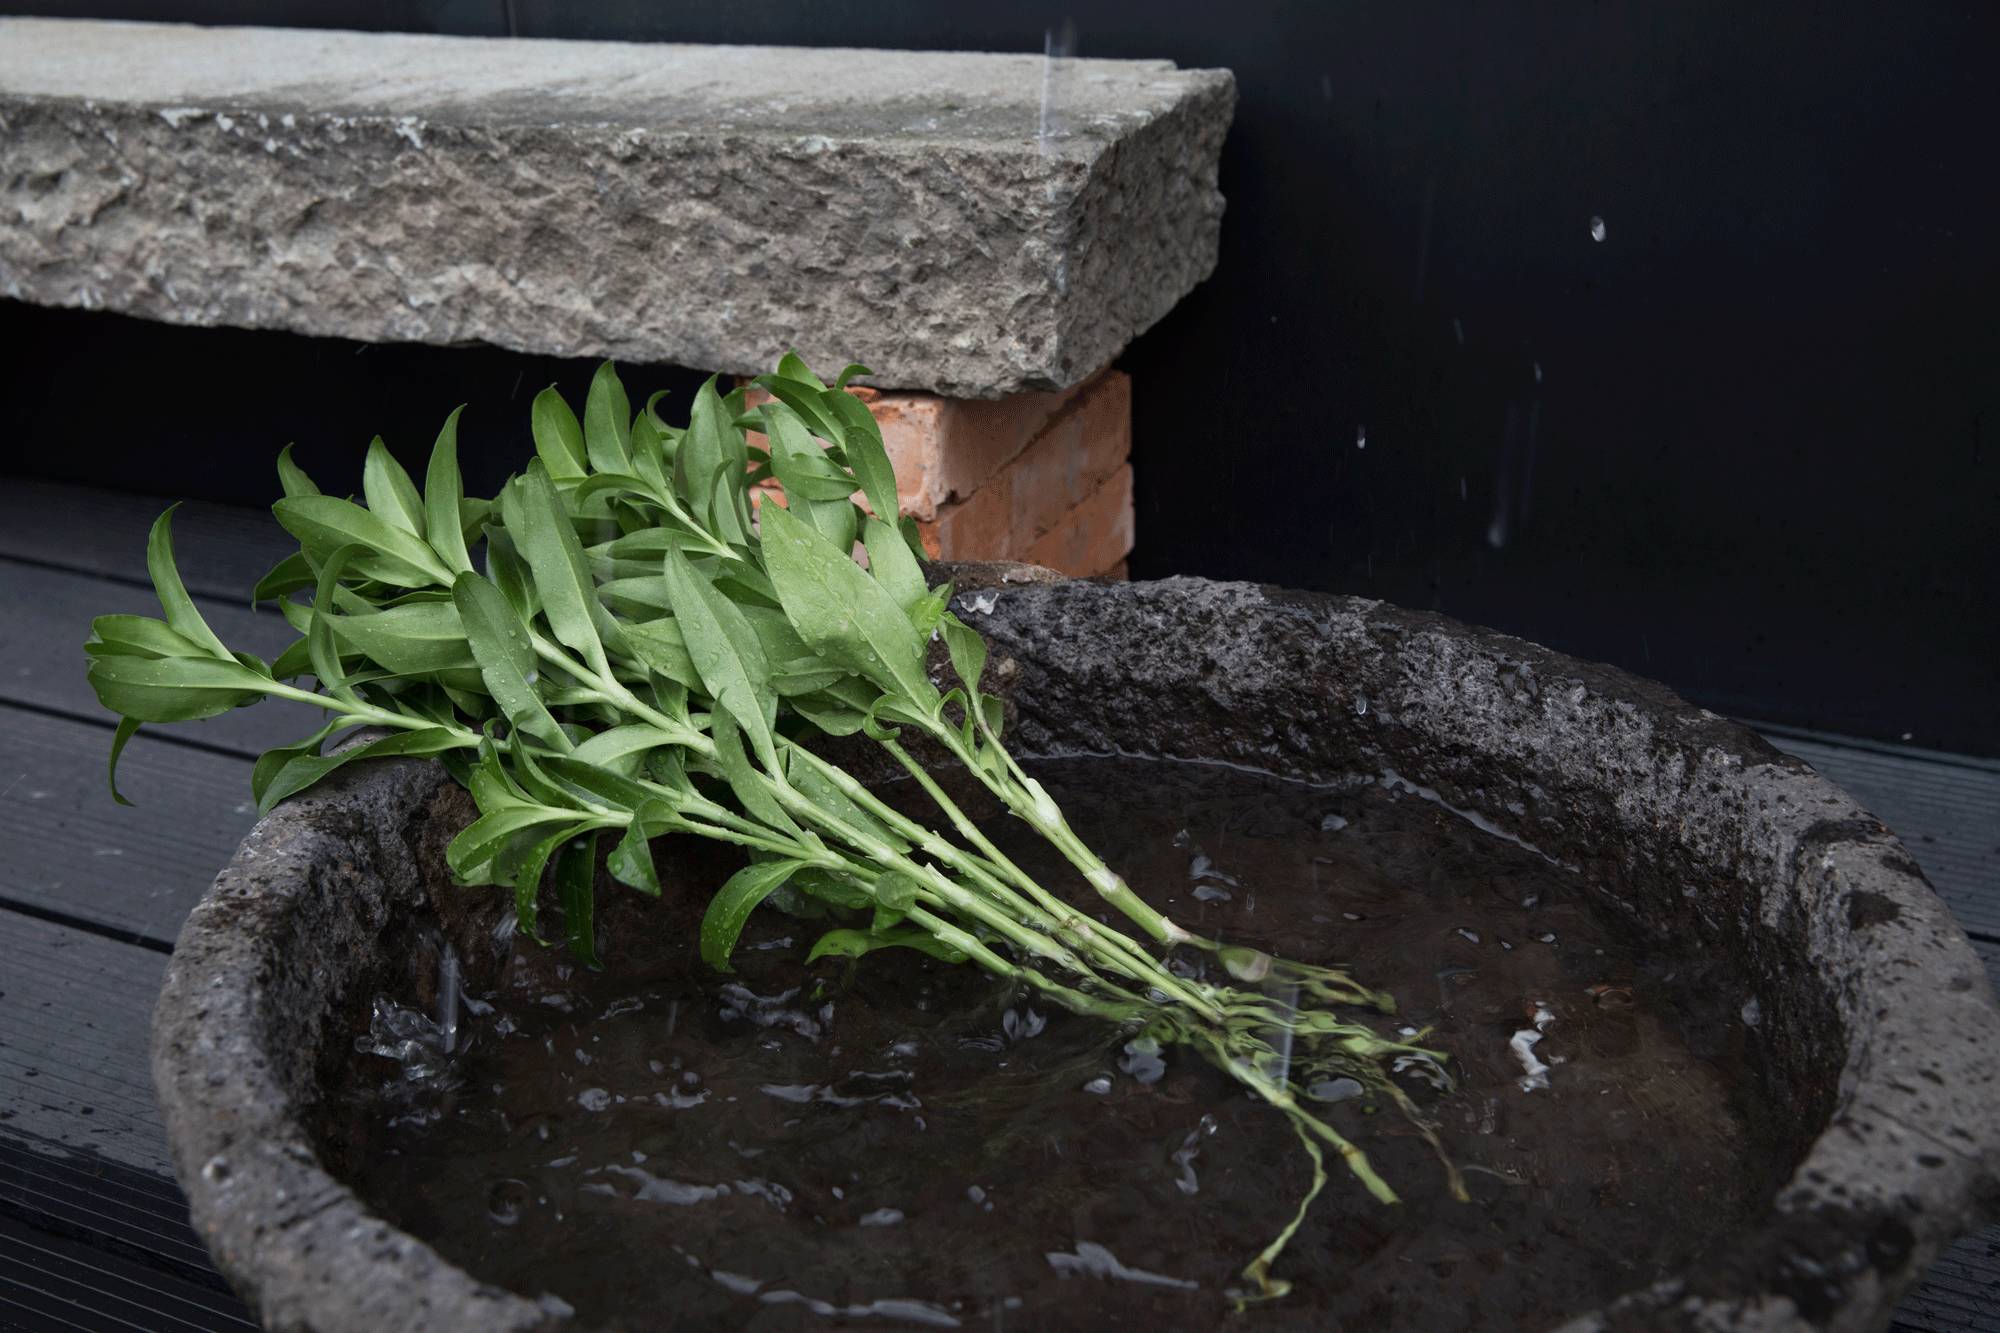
[5,2,1995,753]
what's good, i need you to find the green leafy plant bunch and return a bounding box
[86,354,1460,1296]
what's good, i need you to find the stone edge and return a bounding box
[151,576,2000,1331]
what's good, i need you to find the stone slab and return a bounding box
[0,18,1235,397]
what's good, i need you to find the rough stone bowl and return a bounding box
[153,577,2000,1332]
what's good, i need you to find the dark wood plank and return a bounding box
[0,480,291,603]
[0,1214,255,1332]
[1894,1226,2000,1332]
[0,914,171,1173]
[0,557,324,758]
[0,706,255,945]
[0,1135,217,1279]
[1768,733,2000,942]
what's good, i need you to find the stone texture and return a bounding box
[154,577,2000,1331]
[0,18,1235,397]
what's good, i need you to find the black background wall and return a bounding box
[5,1,1996,754]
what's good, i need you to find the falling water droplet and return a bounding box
[1533,361,1544,383]
[1588,216,1607,242]
[1355,425,1367,450]
[438,942,461,1054]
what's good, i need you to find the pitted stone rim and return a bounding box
[152,576,2000,1332]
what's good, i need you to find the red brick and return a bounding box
[1022,464,1135,577]
[742,370,1127,523]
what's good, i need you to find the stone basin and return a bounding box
[152,577,2000,1331]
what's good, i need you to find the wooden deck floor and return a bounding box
[1,478,1994,1330]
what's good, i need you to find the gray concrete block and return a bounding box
[0,19,1234,396]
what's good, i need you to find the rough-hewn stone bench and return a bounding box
[0,19,1234,572]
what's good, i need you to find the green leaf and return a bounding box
[699,858,808,971]
[790,867,872,910]
[785,751,908,852]
[327,601,476,675]
[823,390,901,525]
[806,927,967,965]
[251,551,315,605]
[864,517,926,615]
[451,572,571,752]
[571,723,683,774]
[760,403,859,502]
[536,755,660,814]
[753,373,847,452]
[833,363,872,390]
[873,870,921,913]
[939,611,988,696]
[596,576,672,619]
[467,736,532,811]
[86,653,269,723]
[608,820,660,896]
[510,465,613,677]
[758,502,937,709]
[583,361,633,476]
[630,409,673,494]
[447,804,578,882]
[773,351,828,389]
[145,507,233,659]
[276,444,320,498]
[508,818,597,944]
[660,546,775,760]
[619,617,702,690]
[250,719,342,810]
[708,707,794,833]
[363,436,425,536]
[484,528,538,622]
[257,727,464,814]
[106,715,142,806]
[531,385,587,481]
[789,692,870,736]
[273,495,453,588]
[552,830,603,967]
[307,543,368,704]
[424,406,473,574]
[85,614,210,660]
[270,634,314,680]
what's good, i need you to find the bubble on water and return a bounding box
[1354,695,1369,716]
[1320,813,1348,832]
[1192,883,1232,903]
[577,1087,611,1111]
[1170,1114,1217,1195]
[1589,216,1607,242]
[1081,1075,1112,1095]
[1741,996,1763,1028]
[858,1208,904,1227]
[1119,1036,1167,1084]
[487,1178,530,1225]
[1046,1241,1198,1290]
[1456,928,1481,944]
[1307,1076,1365,1103]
